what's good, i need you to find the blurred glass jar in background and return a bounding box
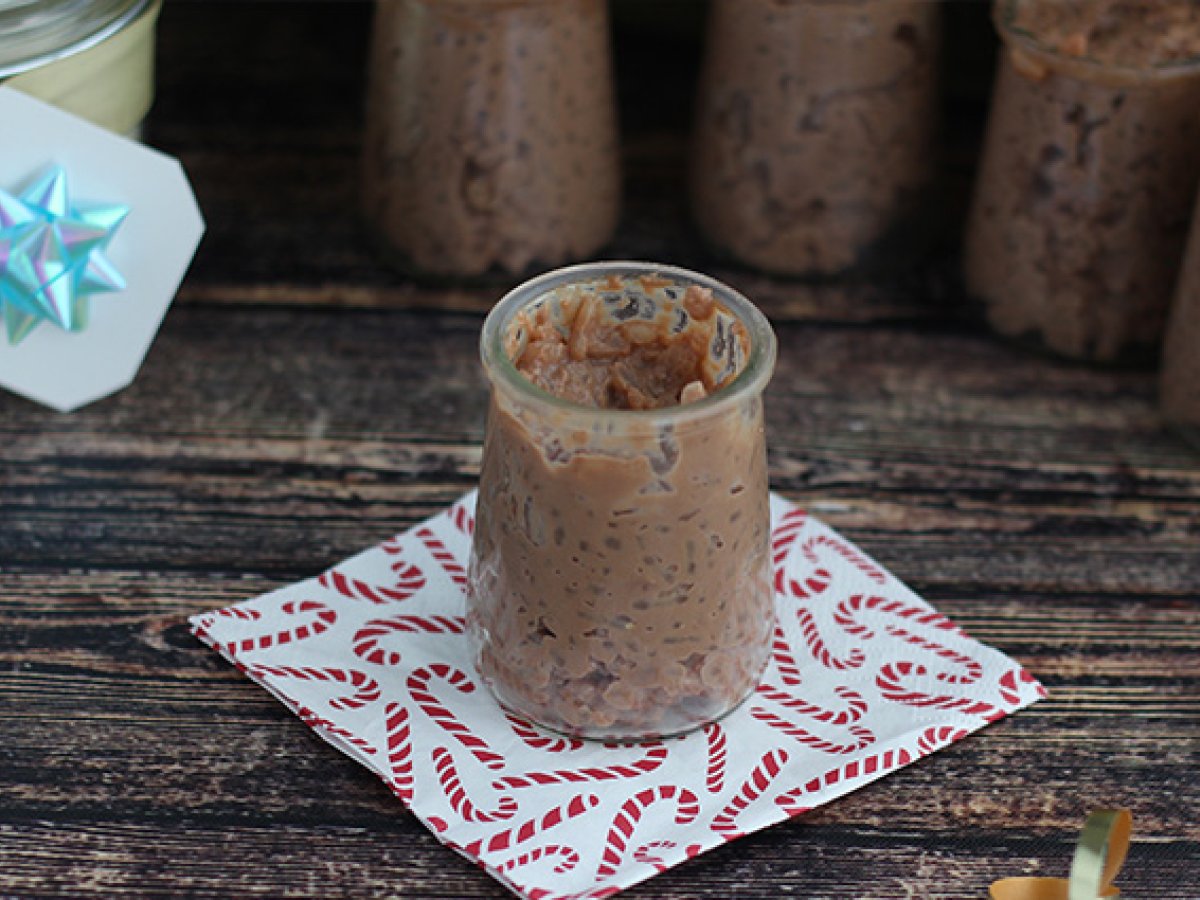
[688,0,941,278]
[362,0,622,283]
[964,0,1200,363]
[0,0,160,137]
[1161,185,1200,447]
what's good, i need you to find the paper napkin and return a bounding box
[190,491,1045,899]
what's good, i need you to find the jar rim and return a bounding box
[0,0,152,79]
[480,261,778,424]
[994,0,1200,83]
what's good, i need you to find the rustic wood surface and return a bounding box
[1,2,1197,898]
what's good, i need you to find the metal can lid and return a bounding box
[0,0,152,79]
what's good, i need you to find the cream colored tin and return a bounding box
[0,0,161,136]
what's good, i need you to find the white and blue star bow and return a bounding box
[0,166,128,344]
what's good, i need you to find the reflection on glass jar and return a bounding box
[688,0,941,278]
[1161,185,1200,446]
[362,0,621,283]
[965,0,1200,363]
[0,0,160,138]
[468,262,777,740]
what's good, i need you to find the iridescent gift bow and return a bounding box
[990,809,1132,900]
[0,165,127,344]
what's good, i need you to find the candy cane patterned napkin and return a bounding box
[190,492,1045,899]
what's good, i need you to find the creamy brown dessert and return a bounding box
[1161,187,1200,442]
[965,0,1200,362]
[362,0,620,280]
[689,0,941,276]
[468,266,776,739]
[1010,0,1200,66]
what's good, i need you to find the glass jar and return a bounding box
[468,262,777,740]
[964,0,1200,363]
[362,0,621,283]
[0,0,160,137]
[1161,185,1200,447]
[688,0,941,277]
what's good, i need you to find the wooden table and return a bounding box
[2,3,1197,897]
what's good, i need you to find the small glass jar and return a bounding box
[468,262,777,740]
[0,0,160,138]
[688,0,941,277]
[362,0,621,283]
[964,0,1200,363]
[1160,185,1200,447]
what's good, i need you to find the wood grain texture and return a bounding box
[1,2,1197,899]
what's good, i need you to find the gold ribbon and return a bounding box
[990,809,1132,900]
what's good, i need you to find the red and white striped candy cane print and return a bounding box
[632,840,677,871]
[710,748,789,838]
[831,594,981,684]
[883,625,983,685]
[770,623,804,687]
[630,840,702,873]
[384,702,414,802]
[999,666,1047,707]
[595,785,700,879]
[704,722,727,794]
[877,660,1004,721]
[317,561,426,604]
[505,713,585,754]
[915,724,969,755]
[755,683,867,726]
[432,746,517,823]
[498,845,579,875]
[773,747,914,817]
[794,605,867,671]
[450,501,475,537]
[463,793,601,857]
[416,526,469,593]
[783,567,833,601]
[750,706,874,755]
[293,704,378,757]
[203,598,336,656]
[492,743,668,791]
[352,614,465,667]
[771,507,808,594]
[192,605,261,637]
[242,666,377,758]
[249,664,381,711]
[802,533,887,585]
[833,593,964,641]
[408,662,505,770]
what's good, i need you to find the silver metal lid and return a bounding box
[0,0,152,78]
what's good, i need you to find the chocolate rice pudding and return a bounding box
[468,264,777,739]
[362,0,620,280]
[964,0,1200,362]
[689,0,941,276]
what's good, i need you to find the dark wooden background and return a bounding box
[1,2,1197,898]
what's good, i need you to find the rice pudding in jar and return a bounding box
[362,0,621,282]
[964,0,1200,362]
[688,0,942,277]
[468,262,778,740]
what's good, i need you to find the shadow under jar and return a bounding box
[964,0,1200,363]
[688,0,942,278]
[361,0,621,283]
[1160,184,1200,447]
[468,262,777,740]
